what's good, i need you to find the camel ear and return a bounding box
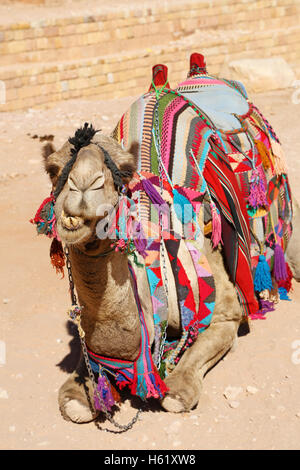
[42,142,56,159]
[42,143,60,184]
[119,142,139,183]
[42,141,72,186]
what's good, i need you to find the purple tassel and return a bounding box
[248,168,268,209]
[94,374,115,412]
[273,243,288,282]
[141,178,168,213]
[133,222,147,257]
[250,299,275,320]
[258,299,275,314]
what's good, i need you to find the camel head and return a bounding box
[42,126,136,247]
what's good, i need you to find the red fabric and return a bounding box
[203,145,259,317]
[148,64,170,92]
[189,52,207,76]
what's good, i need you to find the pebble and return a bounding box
[164,420,181,435]
[246,386,259,395]
[0,389,8,399]
[223,386,243,401]
[296,412,300,419]
[172,440,182,447]
[228,401,240,409]
[277,405,286,412]
[9,426,16,433]
[3,298,10,304]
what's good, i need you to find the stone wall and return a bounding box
[1,0,300,111]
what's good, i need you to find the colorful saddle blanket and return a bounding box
[113,71,293,334]
[176,75,249,131]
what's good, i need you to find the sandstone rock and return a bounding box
[228,401,240,409]
[246,386,259,395]
[0,388,8,399]
[221,57,296,94]
[223,386,243,401]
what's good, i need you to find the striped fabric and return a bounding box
[88,263,168,400]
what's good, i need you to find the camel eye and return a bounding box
[89,175,105,191]
[91,183,104,191]
[68,177,79,192]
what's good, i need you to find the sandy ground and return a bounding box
[0,88,300,451]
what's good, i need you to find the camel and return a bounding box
[33,55,300,425]
[42,133,244,423]
[39,130,299,425]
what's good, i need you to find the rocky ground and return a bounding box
[0,89,300,450]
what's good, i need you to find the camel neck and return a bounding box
[68,241,141,359]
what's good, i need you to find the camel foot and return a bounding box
[58,371,98,423]
[60,398,96,423]
[161,371,202,413]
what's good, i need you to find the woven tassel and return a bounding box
[210,202,222,248]
[110,382,121,403]
[273,243,288,282]
[250,298,275,320]
[50,238,65,277]
[259,299,275,314]
[271,141,288,175]
[277,262,293,292]
[278,287,292,301]
[254,254,273,292]
[130,362,168,400]
[30,193,57,238]
[133,222,148,257]
[248,168,268,210]
[141,177,168,211]
[94,374,116,412]
[255,140,271,170]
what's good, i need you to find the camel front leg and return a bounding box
[161,319,239,413]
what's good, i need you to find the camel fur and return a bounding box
[40,114,300,423]
[42,134,247,423]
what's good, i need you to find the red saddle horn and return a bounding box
[148,64,170,92]
[188,53,207,77]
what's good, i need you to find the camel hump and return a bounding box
[148,63,171,93]
[188,52,207,77]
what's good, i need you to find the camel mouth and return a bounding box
[60,209,84,232]
[57,210,93,245]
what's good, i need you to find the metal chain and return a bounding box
[64,246,142,433]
